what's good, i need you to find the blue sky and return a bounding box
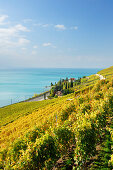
[0,0,113,68]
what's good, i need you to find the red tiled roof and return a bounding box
[70,78,75,80]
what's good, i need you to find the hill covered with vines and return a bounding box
[0,66,113,169]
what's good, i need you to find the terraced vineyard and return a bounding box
[0,66,113,169]
[98,66,113,79]
[0,99,57,127]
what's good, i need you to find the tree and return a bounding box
[51,82,53,86]
[65,82,67,89]
[66,77,68,81]
[70,79,73,88]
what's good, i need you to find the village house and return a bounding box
[55,91,63,96]
[69,78,76,82]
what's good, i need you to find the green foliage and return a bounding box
[54,94,58,98]
[92,130,113,169]
[79,127,96,156]
[78,96,84,104]
[74,125,96,167]
[70,79,73,88]
[13,139,27,152]
[61,104,75,121]
[50,76,82,97]
[50,88,55,97]
[51,82,53,86]
[9,138,27,162]
[80,103,91,114]
[34,134,58,168]
[94,91,104,100]
[25,127,44,142]
[63,88,74,95]
[33,93,38,97]
[92,82,101,92]
[54,126,75,154]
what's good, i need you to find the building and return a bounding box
[69,78,76,82]
[55,91,63,96]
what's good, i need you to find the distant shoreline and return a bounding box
[0,90,50,108]
[0,68,101,108]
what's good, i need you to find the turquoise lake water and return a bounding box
[0,68,101,107]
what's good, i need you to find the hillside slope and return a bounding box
[0,66,113,169]
[98,66,113,79]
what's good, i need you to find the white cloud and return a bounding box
[0,24,29,38]
[71,26,78,30]
[42,43,57,48]
[55,24,66,30]
[43,43,51,47]
[0,37,30,48]
[33,45,38,49]
[0,15,9,25]
[14,24,30,32]
[34,23,78,31]
[18,38,30,45]
[0,15,30,49]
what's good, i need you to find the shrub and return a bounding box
[54,126,75,154]
[94,92,104,100]
[74,125,96,167]
[10,138,27,161]
[80,103,91,114]
[25,127,44,142]
[61,104,75,121]
[78,97,84,104]
[33,134,58,168]
[33,93,38,98]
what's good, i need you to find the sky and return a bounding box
[0,0,113,68]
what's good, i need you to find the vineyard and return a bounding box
[0,99,58,127]
[98,66,113,79]
[0,66,113,169]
